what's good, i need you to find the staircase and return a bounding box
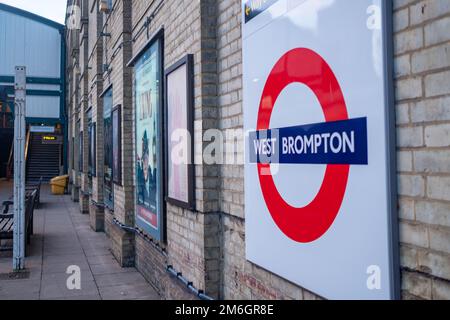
[26,133,61,183]
[0,128,13,178]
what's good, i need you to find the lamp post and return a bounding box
[13,66,26,271]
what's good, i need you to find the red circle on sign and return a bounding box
[257,48,350,243]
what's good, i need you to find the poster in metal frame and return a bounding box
[164,54,195,210]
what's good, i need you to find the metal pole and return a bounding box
[13,66,26,271]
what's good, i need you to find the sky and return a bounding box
[0,0,66,24]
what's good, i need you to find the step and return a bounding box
[29,159,59,161]
[29,157,59,159]
[27,168,60,172]
[28,156,59,159]
[27,171,60,175]
[28,161,59,163]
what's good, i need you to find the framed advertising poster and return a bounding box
[164,55,195,210]
[103,87,114,209]
[112,105,122,185]
[243,0,399,299]
[89,122,96,177]
[78,130,83,172]
[131,29,165,241]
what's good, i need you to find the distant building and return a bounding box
[0,3,66,178]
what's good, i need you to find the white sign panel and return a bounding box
[30,126,55,133]
[243,0,398,300]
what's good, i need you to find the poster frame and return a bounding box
[130,28,166,242]
[103,86,114,210]
[112,104,122,186]
[164,54,195,210]
[89,122,96,178]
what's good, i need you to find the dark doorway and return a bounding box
[0,98,14,178]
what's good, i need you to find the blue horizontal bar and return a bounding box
[2,86,61,97]
[26,118,64,125]
[0,75,62,85]
[249,118,368,165]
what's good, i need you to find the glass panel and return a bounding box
[103,88,114,208]
[134,38,163,240]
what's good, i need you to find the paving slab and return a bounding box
[94,272,149,288]
[40,279,99,299]
[86,254,119,266]
[43,254,89,266]
[52,294,101,300]
[90,263,136,276]
[42,270,95,283]
[99,283,160,300]
[43,247,85,257]
[83,248,112,257]
[42,260,91,274]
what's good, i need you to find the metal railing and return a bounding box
[6,139,14,180]
[24,130,31,165]
[6,129,31,180]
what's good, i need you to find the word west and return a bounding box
[254,131,355,157]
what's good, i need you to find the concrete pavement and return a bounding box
[0,181,160,300]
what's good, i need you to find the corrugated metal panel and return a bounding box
[26,95,60,118]
[0,10,61,78]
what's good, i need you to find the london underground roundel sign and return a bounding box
[256,48,350,243]
[243,0,399,300]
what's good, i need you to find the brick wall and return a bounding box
[87,0,106,231]
[66,0,80,196]
[98,0,136,264]
[77,0,91,214]
[129,0,224,298]
[393,0,450,300]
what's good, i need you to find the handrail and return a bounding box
[6,138,14,180]
[24,129,31,165]
[7,130,31,180]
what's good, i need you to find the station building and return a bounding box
[0,3,66,183]
[65,0,450,300]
